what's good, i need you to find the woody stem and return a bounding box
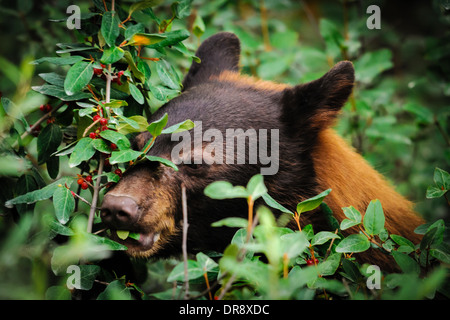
[247,196,254,241]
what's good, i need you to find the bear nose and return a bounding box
[101,195,141,228]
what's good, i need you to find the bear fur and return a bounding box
[101,32,424,269]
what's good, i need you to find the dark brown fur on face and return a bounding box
[101,32,424,268]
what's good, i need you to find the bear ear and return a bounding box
[182,32,241,90]
[280,61,355,137]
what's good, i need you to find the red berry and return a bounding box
[114,168,122,177]
[117,70,124,77]
[45,104,52,112]
[85,175,93,183]
[39,104,45,112]
[30,124,41,137]
[89,132,97,139]
[93,68,103,75]
[110,143,117,151]
[101,125,108,131]
[77,178,84,185]
[306,258,318,266]
[46,117,55,124]
[93,115,101,122]
[81,181,89,190]
[99,118,108,126]
[100,63,106,69]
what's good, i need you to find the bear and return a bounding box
[100,32,424,268]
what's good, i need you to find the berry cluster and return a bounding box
[29,103,54,137]
[89,115,109,139]
[306,258,319,266]
[77,175,92,190]
[93,63,125,86]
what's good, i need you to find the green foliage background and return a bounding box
[0,0,449,300]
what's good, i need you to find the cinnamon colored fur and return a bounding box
[313,129,424,243]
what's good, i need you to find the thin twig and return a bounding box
[82,118,101,137]
[181,184,189,300]
[87,153,104,233]
[324,229,339,260]
[217,211,260,300]
[13,101,65,148]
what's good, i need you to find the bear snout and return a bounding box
[101,194,141,229]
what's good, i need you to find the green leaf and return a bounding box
[53,186,75,224]
[340,219,361,231]
[147,113,168,137]
[46,156,60,180]
[363,199,385,236]
[129,232,141,241]
[129,82,145,105]
[37,123,62,164]
[32,84,91,101]
[30,55,85,65]
[109,149,143,164]
[403,102,434,124]
[192,14,205,38]
[211,217,248,228]
[103,100,128,108]
[390,234,416,251]
[161,119,195,134]
[156,60,181,90]
[342,206,362,223]
[64,61,94,95]
[128,33,166,47]
[280,231,310,259]
[204,181,248,199]
[196,252,219,273]
[101,10,120,47]
[124,23,145,41]
[261,193,293,214]
[319,253,341,277]
[117,115,149,134]
[426,186,447,199]
[341,259,363,283]
[87,233,127,251]
[433,167,450,191]
[335,234,371,253]
[78,265,101,290]
[392,251,420,275]
[420,220,445,250]
[128,0,164,17]
[171,0,193,19]
[246,174,267,201]
[5,177,73,207]
[296,189,331,214]
[167,260,203,282]
[39,72,65,87]
[149,29,190,50]
[430,247,450,264]
[116,230,129,240]
[145,155,178,171]
[340,206,362,230]
[123,51,145,83]
[91,138,112,153]
[68,137,96,168]
[99,130,131,150]
[354,49,393,84]
[311,231,340,246]
[100,46,124,64]
[97,280,132,300]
